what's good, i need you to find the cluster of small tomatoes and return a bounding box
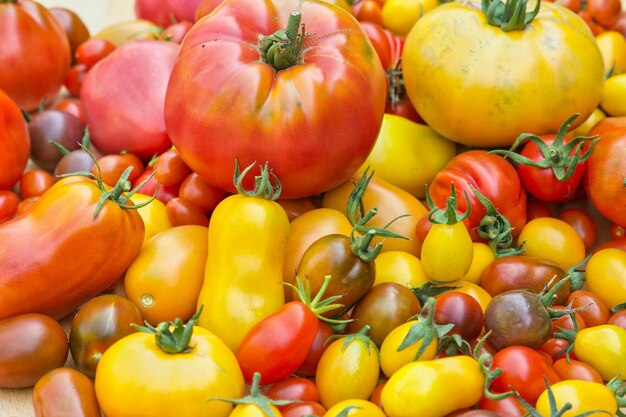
[1,0,626,416]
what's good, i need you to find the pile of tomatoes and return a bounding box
[1,0,626,416]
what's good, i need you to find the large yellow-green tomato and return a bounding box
[360,114,457,199]
[402,0,605,147]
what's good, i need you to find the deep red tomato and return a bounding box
[477,395,527,417]
[63,64,87,98]
[179,173,229,213]
[164,0,387,199]
[490,345,561,405]
[584,117,626,227]
[0,0,70,111]
[434,292,484,341]
[428,150,527,242]
[552,358,604,383]
[0,89,30,191]
[0,191,20,224]
[75,38,116,69]
[526,199,553,221]
[540,337,576,362]
[165,197,208,227]
[295,321,334,377]
[19,169,55,199]
[557,208,597,250]
[266,376,320,408]
[567,290,610,327]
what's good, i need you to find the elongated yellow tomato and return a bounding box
[381,0,439,36]
[567,107,606,138]
[381,355,484,417]
[596,31,626,76]
[325,399,386,417]
[461,242,495,285]
[586,248,626,308]
[402,0,605,147]
[125,225,208,324]
[95,321,245,417]
[316,329,380,408]
[282,207,352,300]
[379,320,438,378]
[535,381,617,417]
[374,250,430,288]
[197,164,289,352]
[322,173,427,257]
[517,217,586,271]
[130,193,173,245]
[360,110,456,199]
[573,324,626,381]
[600,73,626,116]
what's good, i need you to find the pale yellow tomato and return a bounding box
[131,193,173,245]
[600,73,626,116]
[374,250,429,288]
[461,242,495,285]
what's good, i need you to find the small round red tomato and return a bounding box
[540,337,576,362]
[352,0,384,25]
[75,38,116,69]
[587,0,622,27]
[93,153,145,187]
[296,321,334,377]
[153,148,190,186]
[0,191,20,224]
[434,292,484,341]
[551,306,586,333]
[266,377,320,408]
[557,208,597,250]
[552,358,604,383]
[19,169,55,199]
[52,98,85,124]
[477,395,527,417]
[63,64,87,97]
[567,290,610,327]
[166,197,208,227]
[607,309,626,329]
[179,173,229,213]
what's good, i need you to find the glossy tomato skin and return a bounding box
[567,290,610,327]
[32,367,101,417]
[19,169,55,199]
[428,151,527,240]
[266,377,319,407]
[295,321,334,377]
[402,0,604,147]
[48,7,90,57]
[165,0,387,199]
[0,89,30,191]
[552,358,604,383]
[281,401,326,417]
[28,109,85,172]
[0,314,68,388]
[585,117,626,227]
[557,208,597,250]
[433,292,484,341]
[0,191,19,224]
[0,0,70,111]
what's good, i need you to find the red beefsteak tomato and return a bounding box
[164,0,387,199]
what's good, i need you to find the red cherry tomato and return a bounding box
[266,377,320,409]
[64,64,87,97]
[0,190,20,224]
[19,169,55,199]
[179,173,229,213]
[153,148,190,186]
[166,197,208,227]
[75,39,116,69]
[557,207,597,250]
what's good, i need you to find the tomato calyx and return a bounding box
[410,280,462,306]
[285,275,353,325]
[386,60,407,109]
[491,114,601,182]
[426,182,471,226]
[259,11,306,72]
[607,375,626,410]
[395,298,454,361]
[326,324,378,356]
[347,168,409,262]
[565,255,590,292]
[208,372,296,417]
[470,185,525,258]
[234,160,282,201]
[132,306,203,354]
[482,0,541,31]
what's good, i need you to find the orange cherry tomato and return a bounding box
[552,358,604,383]
[19,169,55,199]
[93,153,145,187]
[166,197,209,227]
[153,148,191,186]
[179,172,229,213]
[0,190,20,224]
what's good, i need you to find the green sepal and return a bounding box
[233,159,281,200]
[410,280,462,306]
[612,302,626,314]
[566,254,591,292]
[482,0,541,31]
[474,331,513,401]
[132,306,203,354]
[425,182,471,225]
[258,11,306,71]
[336,406,362,417]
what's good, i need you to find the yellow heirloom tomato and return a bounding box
[586,248,626,309]
[381,0,439,36]
[402,0,605,147]
[325,399,386,417]
[360,110,456,199]
[124,225,207,324]
[381,355,484,417]
[129,193,173,245]
[95,312,245,417]
[596,31,626,76]
[535,381,617,417]
[374,250,429,288]
[600,73,626,116]
[573,324,626,381]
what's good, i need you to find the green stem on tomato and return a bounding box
[259,12,306,71]
[132,307,203,354]
[482,0,541,31]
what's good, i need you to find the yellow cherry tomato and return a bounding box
[535,380,618,417]
[381,0,439,36]
[517,217,586,271]
[93,19,160,47]
[360,114,457,199]
[596,31,626,76]
[95,324,245,417]
[567,107,606,138]
[379,320,438,378]
[461,242,495,285]
[316,330,380,409]
[124,225,207,324]
[421,221,473,282]
[324,399,386,417]
[573,324,626,381]
[441,280,492,314]
[381,355,484,417]
[130,193,173,245]
[586,248,626,309]
[374,250,430,288]
[600,73,626,117]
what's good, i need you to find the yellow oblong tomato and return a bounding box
[360,114,457,199]
[124,225,208,324]
[381,0,439,36]
[574,324,626,381]
[586,248,626,309]
[95,324,245,417]
[517,217,586,271]
[325,399,386,417]
[130,192,173,245]
[596,31,626,76]
[402,0,605,147]
[379,320,438,378]
[322,173,428,257]
[535,380,618,416]
[374,250,430,288]
[600,73,626,116]
[381,355,484,417]
[282,207,352,300]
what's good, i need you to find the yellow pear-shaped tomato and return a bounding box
[130,193,173,245]
[421,221,473,282]
[93,19,160,47]
[573,324,626,381]
[374,250,430,288]
[402,0,605,147]
[535,380,618,417]
[124,225,208,324]
[586,248,626,309]
[379,320,438,378]
[360,113,456,199]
